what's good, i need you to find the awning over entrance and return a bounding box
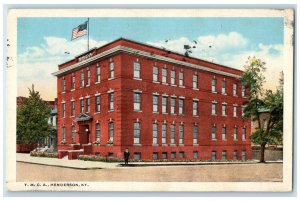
[75,113,93,122]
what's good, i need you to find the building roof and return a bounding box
[53,37,243,78]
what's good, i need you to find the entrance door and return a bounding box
[79,125,90,145]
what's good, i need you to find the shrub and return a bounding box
[30,151,58,158]
[78,155,122,163]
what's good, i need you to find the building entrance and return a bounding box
[79,124,90,145]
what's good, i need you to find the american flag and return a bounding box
[71,21,88,40]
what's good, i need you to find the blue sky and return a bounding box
[17,17,284,100]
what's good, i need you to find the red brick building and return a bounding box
[52,38,251,161]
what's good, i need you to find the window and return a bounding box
[193,74,198,89]
[61,77,66,93]
[242,150,246,161]
[211,125,216,140]
[222,126,226,140]
[171,70,176,85]
[162,152,167,160]
[71,125,75,142]
[233,127,237,140]
[95,95,100,113]
[109,93,114,111]
[133,62,140,79]
[80,71,84,87]
[87,69,90,85]
[162,96,167,113]
[233,84,237,96]
[134,93,141,111]
[80,99,84,113]
[71,101,75,116]
[171,152,176,159]
[71,73,75,90]
[222,80,226,94]
[222,151,227,160]
[179,152,185,159]
[211,151,216,161]
[170,124,175,144]
[86,98,90,113]
[62,126,66,142]
[212,103,216,115]
[193,100,198,116]
[222,104,227,116]
[152,123,158,144]
[170,97,176,114]
[233,105,237,117]
[242,84,246,97]
[153,152,158,160]
[263,119,268,129]
[242,128,246,141]
[134,152,141,161]
[212,78,216,92]
[233,150,237,160]
[153,66,158,82]
[193,125,198,144]
[153,95,158,113]
[162,124,167,144]
[242,105,245,117]
[95,123,100,141]
[62,103,66,118]
[193,151,198,159]
[108,122,114,142]
[96,64,100,83]
[179,98,184,115]
[109,62,114,79]
[179,125,184,144]
[179,72,184,86]
[134,122,140,144]
[162,68,167,84]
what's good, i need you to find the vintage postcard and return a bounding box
[6,8,294,192]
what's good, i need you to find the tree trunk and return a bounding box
[260,143,266,163]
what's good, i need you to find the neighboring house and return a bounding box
[52,38,251,161]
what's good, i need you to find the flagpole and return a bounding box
[87,18,90,51]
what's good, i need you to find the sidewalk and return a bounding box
[17,153,281,170]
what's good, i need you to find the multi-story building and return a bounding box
[52,38,251,161]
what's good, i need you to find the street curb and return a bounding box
[17,161,103,170]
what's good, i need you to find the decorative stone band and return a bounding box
[52,45,241,79]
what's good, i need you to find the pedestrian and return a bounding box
[124,148,130,166]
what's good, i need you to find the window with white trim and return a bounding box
[162,124,167,144]
[162,68,167,84]
[233,83,237,96]
[134,92,141,111]
[193,151,198,159]
[233,127,237,140]
[233,105,237,117]
[179,98,184,115]
[96,64,100,83]
[211,125,216,140]
[95,95,100,112]
[193,74,198,89]
[170,124,175,144]
[153,152,158,160]
[222,126,226,140]
[193,100,198,116]
[162,96,167,113]
[153,95,158,113]
[212,78,216,92]
[242,84,246,97]
[134,122,140,144]
[109,93,114,111]
[80,99,84,113]
[71,125,75,142]
[171,152,176,159]
[153,66,158,82]
[152,123,158,144]
[179,72,184,86]
[222,80,226,94]
[211,151,216,161]
[80,71,84,87]
[109,62,114,79]
[87,69,90,85]
[86,98,90,113]
[193,125,198,144]
[222,150,227,160]
[171,70,176,85]
[71,73,75,90]
[222,104,227,116]
[242,128,246,141]
[170,97,176,114]
[62,77,66,92]
[212,103,216,115]
[62,126,66,142]
[71,101,75,116]
[242,105,246,117]
[108,122,114,142]
[179,125,184,144]
[133,62,140,79]
[95,123,100,142]
[62,103,66,118]
[233,150,238,160]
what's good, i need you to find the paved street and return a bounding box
[17,162,282,182]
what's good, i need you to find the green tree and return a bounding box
[241,57,283,163]
[17,85,54,146]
